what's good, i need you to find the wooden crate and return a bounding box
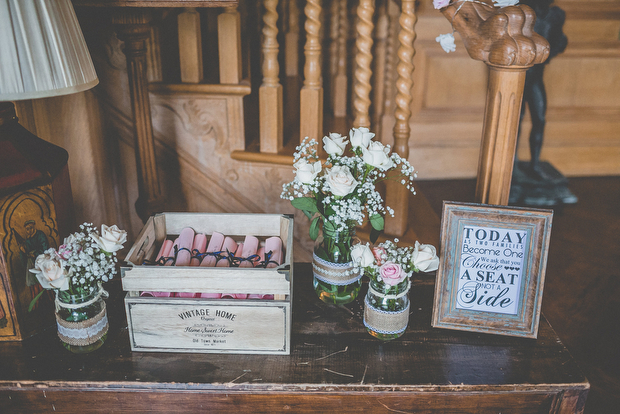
[121,213,293,355]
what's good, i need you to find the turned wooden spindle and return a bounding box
[284,0,300,77]
[329,0,340,95]
[352,0,375,129]
[218,5,242,84]
[300,0,323,141]
[380,0,401,137]
[384,0,416,237]
[373,2,389,132]
[178,8,203,83]
[332,0,349,118]
[113,10,165,222]
[260,0,283,154]
[440,0,549,205]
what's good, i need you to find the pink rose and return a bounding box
[379,262,406,286]
[372,246,387,266]
[433,0,450,9]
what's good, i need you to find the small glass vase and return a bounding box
[55,289,109,353]
[312,222,361,305]
[364,278,410,341]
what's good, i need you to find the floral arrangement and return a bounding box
[29,223,127,309]
[434,0,520,53]
[351,239,439,292]
[280,127,416,263]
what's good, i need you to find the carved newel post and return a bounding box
[440,1,549,205]
[112,10,165,222]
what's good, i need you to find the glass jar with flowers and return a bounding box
[353,240,439,341]
[281,127,417,304]
[29,223,127,353]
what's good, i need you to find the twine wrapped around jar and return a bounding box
[364,280,411,338]
[55,288,109,349]
[312,253,362,286]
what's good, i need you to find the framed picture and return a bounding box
[431,202,553,338]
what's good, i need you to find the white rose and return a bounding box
[322,133,348,156]
[29,252,69,290]
[294,159,322,184]
[351,243,374,267]
[349,127,374,149]
[325,165,359,197]
[90,224,127,253]
[362,141,394,170]
[436,33,456,53]
[411,241,439,272]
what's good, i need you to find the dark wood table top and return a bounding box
[0,263,588,413]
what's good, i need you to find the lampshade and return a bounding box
[0,0,98,101]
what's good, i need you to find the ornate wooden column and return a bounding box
[384,0,416,236]
[112,10,165,222]
[260,0,284,154]
[300,0,323,141]
[352,0,375,128]
[440,1,549,205]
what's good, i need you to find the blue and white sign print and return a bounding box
[455,225,527,315]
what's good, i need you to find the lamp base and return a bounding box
[0,102,74,341]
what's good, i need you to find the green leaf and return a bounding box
[309,216,320,240]
[302,210,313,220]
[291,197,318,214]
[28,289,46,312]
[370,227,382,244]
[369,214,385,231]
[323,219,337,235]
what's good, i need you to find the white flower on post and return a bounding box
[323,132,348,156]
[325,165,359,197]
[29,251,70,290]
[294,159,322,184]
[362,141,394,171]
[351,243,374,267]
[436,33,456,53]
[91,224,127,253]
[433,0,451,9]
[493,0,519,7]
[349,127,374,149]
[411,241,439,272]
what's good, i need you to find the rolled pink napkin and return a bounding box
[156,239,174,264]
[247,246,274,300]
[253,247,265,268]
[236,242,244,263]
[173,227,195,267]
[216,236,238,267]
[239,235,259,268]
[199,232,225,299]
[218,237,239,298]
[200,231,224,267]
[264,236,283,268]
[164,237,179,267]
[140,239,175,297]
[190,233,207,266]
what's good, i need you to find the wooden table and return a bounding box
[0,263,589,413]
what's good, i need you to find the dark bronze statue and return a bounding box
[520,0,567,179]
[511,0,576,206]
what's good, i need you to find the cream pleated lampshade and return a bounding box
[0,0,98,101]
